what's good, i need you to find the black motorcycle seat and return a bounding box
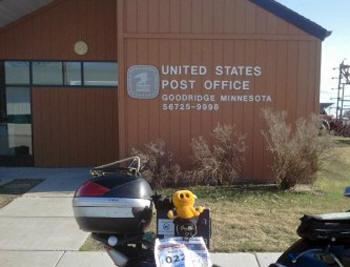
[297,213,350,242]
[307,212,350,221]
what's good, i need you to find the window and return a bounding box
[5,61,30,85]
[1,86,32,156]
[83,62,118,86]
[6,87,31,118]
[4,61,118,88]
[64,62,82,86]
[32,62,63,85]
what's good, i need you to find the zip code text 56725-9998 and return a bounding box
[161,103,220,112]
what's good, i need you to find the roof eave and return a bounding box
[249,0,331,41]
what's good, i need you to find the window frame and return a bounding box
[3,59,118,88]
[63,61,83,87]
[0,61,6,122]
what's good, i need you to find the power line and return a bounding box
[334,60,350,119]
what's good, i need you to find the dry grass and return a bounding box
[80,137,350,252]
[198,188,330,252]
[0,194,17,209]
[198,137,350,252]
[80,235,105,251]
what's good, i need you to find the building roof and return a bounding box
[0,0,331,41]
[0,0,54,28]
[249,0,331,40]
[320,103,334,114]
[320,102,334,111]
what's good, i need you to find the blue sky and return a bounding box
[278,0,350,112]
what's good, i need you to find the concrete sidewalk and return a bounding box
[0,167,90,197]
[0,168,90,252]
[0,251,281,267]
[0,168,281,266]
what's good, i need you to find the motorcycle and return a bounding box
[72,156,211,267]
[270,187,350,267]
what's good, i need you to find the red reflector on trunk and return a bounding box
[75,181,109,197]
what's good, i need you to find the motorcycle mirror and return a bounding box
[344,187,350,197]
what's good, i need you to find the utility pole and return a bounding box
[334,61,350,119]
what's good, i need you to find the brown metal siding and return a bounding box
[124,0,311,37]
[0,0,323,179]
[0,0,117,60]
[32,88,118,167]
[0,0,119,167]
[118,0,322,181]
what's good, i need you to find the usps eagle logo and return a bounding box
[127,65,160,99]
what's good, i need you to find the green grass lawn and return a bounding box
[81,136,350,252]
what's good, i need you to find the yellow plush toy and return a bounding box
[167,190,204,220]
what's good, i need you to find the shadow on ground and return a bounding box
[0,168,90,196]
[336,138,350,146]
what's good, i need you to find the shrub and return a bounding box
[189,123,247,186]
[131,139,182,189]
[262,109,333,190]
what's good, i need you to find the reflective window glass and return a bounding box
[32,62,63,85]
[64,62,82,86]
[0,123,32,156]
[84,62,118,86]
[0,87,32,156]
[5,61,30,85]
[6,87,31,117]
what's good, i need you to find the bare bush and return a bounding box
[262,109,333,190]
[131,139,182,189]
[189,123,247,185]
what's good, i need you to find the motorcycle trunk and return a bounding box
[73,172,153,235]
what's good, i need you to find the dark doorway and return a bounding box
[0,61,33,166]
